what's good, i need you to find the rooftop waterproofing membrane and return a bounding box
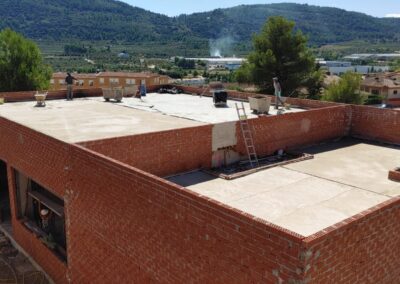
[169,139,400,237]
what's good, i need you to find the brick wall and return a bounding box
[389,98,400,107]
[79,106,351,177]
[67,145,306,283]
[0,88,102,103]
[0,85,168,103]
[7,168,68,283]
[177,86,340,109]
[303,197,400,283]
[79,125,213,177]
[227,90,341,109]
[0,117,308,283]
[236,105,351,157]
[0,117,70,283]
[351,105,400,145]
[1,95,399,283]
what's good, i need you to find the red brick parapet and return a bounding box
[389,168,400,182]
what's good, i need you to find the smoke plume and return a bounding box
[209,36,235,57]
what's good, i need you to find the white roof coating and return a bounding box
[88,93,304,124]
[169,140,400,237]
[0,93,304,143]
[0,98,204,143]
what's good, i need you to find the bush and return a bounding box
[322,72,365,104]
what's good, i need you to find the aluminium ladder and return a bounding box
[235,102,259,168]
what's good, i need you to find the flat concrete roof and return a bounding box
[0,98,204,143]
[0,93,304,143]
[88,93,305,124]
[168,139,400,237]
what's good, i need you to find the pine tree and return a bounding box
[237,16,315,95]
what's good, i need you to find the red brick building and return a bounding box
[0,87,399,283]
[50,72,171,91]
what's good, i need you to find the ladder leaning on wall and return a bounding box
[235,102,259,168]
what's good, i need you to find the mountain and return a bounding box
[178,3,400,46]
[1,1,400,49]
[0,0,191,42]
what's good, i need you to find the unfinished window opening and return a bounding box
[14,170,67,262]
[0,160,11,228]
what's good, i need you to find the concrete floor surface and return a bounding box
[169,139,400,236]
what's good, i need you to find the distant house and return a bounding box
[50,72,171,91]
[361,72,400,105]
[118,52,129,59]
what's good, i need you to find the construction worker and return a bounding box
[65,73,77,101]
[273,77,285,109]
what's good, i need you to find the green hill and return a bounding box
[1,1,399,55]
[0,0,191,42]
[178,3,400,46]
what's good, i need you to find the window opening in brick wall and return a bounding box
[14,170,67,262]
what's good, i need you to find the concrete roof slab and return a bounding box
[168,139,398,237]
[285,141,400,197]
[0,98,205,143]
[88,93,305,124]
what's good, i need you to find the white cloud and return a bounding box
[385,13,400,18]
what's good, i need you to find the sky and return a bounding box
[120,0,400,18]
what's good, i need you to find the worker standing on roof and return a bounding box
[273,77,285,109]
[140,82,147,97]
[65,73,77,101]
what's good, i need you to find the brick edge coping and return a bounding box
[303,196,400,245]
[389,168,400,182]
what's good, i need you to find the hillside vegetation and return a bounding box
[179,4,400,46]
[1,1,399,56]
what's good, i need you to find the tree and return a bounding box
[301,68,324,100]
[237,16,315,95]
[0,29,52,92]
[322,71,365,104]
